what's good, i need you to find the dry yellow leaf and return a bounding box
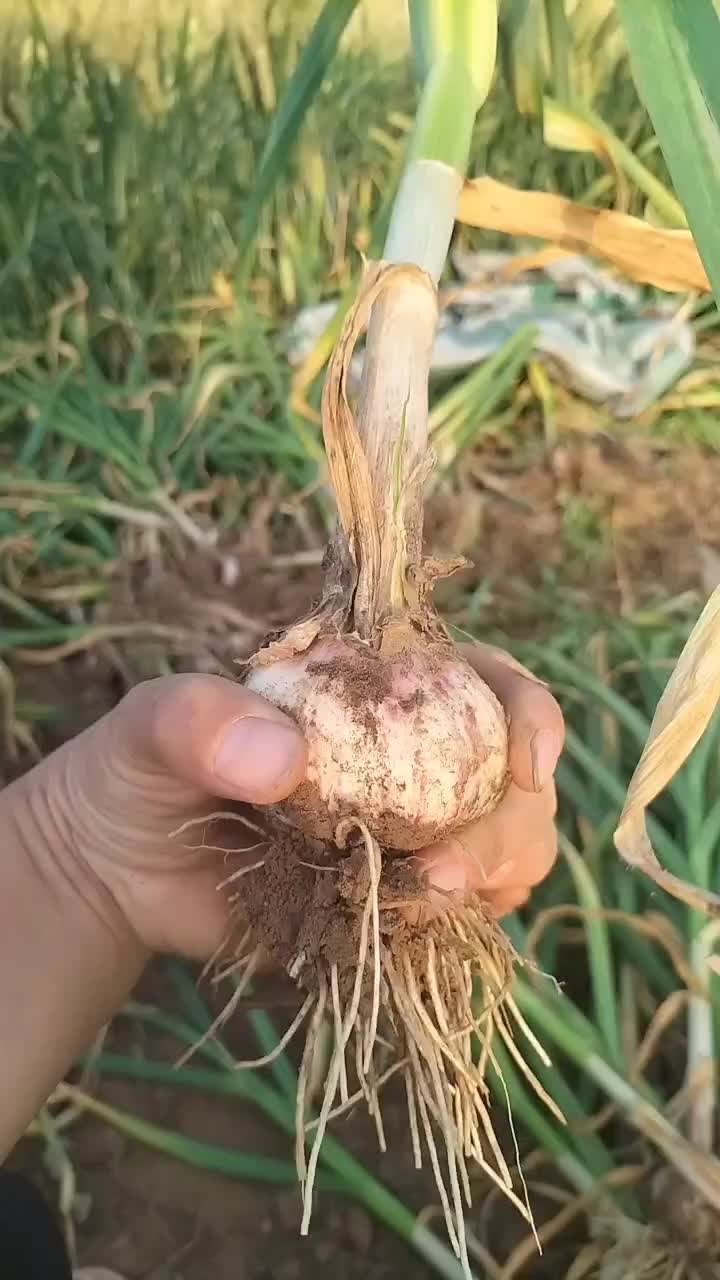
[615,587,720,914]
[211,271,234,307]
[458,177,709,295]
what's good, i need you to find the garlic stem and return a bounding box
[354,271,438,631]
[384,0,498,282]
[330,2,501,630]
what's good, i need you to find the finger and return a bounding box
[465,822,558,892]
[424,822,557,894]
[421,782,558,892]
[113,674,307,805]
[462,644,564,792]
[483,886,530,918]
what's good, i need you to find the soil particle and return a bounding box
[277,1261,302,1280]
[396,687,426,712]
[346,1207,373,1253]
[305,649,399,749]
[306,639,433,723]
[307,646,396,709]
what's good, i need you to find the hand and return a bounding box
[20,646,562,964]
[420,645,564,917]
[28,675,308,960]
[1,673,310,1158]
[0,648,563,1157]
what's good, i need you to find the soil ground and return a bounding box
[8,969,447,1280]
[10,960,576,1280]
[5,433,720,1278]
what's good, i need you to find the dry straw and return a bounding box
[615,587,720,913]
[457,177,709,295]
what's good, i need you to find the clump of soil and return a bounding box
[241,822,422,1003]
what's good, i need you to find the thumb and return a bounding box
[111,673,307,805]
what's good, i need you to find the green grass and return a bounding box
[0,12,666,334]
[491,616,720,1264]
[7,6,720,1275]
[0,7,693,655]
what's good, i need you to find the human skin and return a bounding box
[0,644,563,1158]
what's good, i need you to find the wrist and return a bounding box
[0,757,149,1157]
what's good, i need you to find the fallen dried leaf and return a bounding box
[458,178,709,295]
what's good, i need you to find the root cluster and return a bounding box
[209,815,561,1279]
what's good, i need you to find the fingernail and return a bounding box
[530,728,561,793]
[213,716,304,798]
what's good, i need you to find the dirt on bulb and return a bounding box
[246,630,510,852]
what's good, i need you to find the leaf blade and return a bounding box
[616,0,720,300]
[239,0,361,256]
